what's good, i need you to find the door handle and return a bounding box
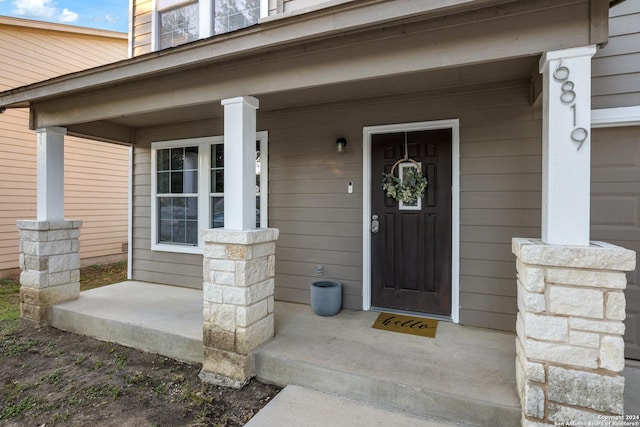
[371,215,379,234]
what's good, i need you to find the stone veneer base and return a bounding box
[17,220,82,328]
[513,238,635,425]
[200,228,279,388]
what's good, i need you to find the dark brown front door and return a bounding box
[371,129,452,315]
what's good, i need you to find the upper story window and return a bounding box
[154,0,265,51]
[214,0,260,35]
[158,1,199,50]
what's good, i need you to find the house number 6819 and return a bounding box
[553,61,588,150]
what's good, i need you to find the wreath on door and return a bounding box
[381,158,427,203]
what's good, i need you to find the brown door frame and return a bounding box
[363,120,460,322]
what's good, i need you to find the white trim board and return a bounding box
[592,106,640,128]
[362,119,460,323]
[127,145,133,279]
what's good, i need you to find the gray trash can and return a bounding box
[310,281,342,316]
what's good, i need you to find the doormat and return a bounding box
[372,313,438,338]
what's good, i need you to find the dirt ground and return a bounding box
[0,264,280,426]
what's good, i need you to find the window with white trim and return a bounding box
[154,0,266,51]
[214,0,260,35]
[158,1,199,50]
[151,133,268,254]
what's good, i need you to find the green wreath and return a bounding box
[381,162,427,203]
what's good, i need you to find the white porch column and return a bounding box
[540,46,596,246]
[18,126,81,327]
[36,127,66,221]
[221,96,259,230]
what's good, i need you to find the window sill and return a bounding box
[151,243,203,255]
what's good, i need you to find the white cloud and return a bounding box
[12,0,57,18]
[91,14,121,25]
[12,0,79,24]
[59,7,78,22]
[104,14,119,24]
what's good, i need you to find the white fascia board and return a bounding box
[591,106,640,128]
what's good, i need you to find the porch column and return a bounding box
[221,96,258,230]
[540,45,596,246]
[200,95,279,388]
[514,45,637,425]
[18,127,82,328]
[36,127,66,221]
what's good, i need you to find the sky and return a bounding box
[0,0,129,32]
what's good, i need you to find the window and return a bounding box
[157,146,199,245]
[154,0,265,51]
[214,0,260,35]
[158,1,199,50]
[151,133,268,254]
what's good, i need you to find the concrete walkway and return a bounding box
[245,385,471,427]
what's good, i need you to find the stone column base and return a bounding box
[17,220,82,328]
[513,238,635,425]
[200,228,279,388]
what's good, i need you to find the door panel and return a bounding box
[371,129,452,315]
[591,126,640,360]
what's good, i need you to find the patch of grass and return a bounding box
[80,262,127,291]
[190,409,209,427]
[114,352,127,368]
[0,396,39,420]
[0,276,21,333]
[65,384,121,407]
[0,338,40,358]
[179,382,215,406]
[40,369,63,385]
[124,371,147,385]
[51,411,71,425]
[154,383,168,396]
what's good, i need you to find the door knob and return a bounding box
[371,215,380,234]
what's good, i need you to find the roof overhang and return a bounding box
[0,0,609,144]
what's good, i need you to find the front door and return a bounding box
[370,129,452,315]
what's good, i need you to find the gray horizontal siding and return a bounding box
[592,2,640,109]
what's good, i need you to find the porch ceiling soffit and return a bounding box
[66,120,135,145]
[12,0,596,131]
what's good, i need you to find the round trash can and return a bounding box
[310,281,342,316]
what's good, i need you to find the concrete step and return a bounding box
[50,281,203,364]
[246,385,473,427]
[254,303,521,426]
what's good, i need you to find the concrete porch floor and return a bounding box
[49,281,640,424]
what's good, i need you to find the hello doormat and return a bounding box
[372,313,438,338]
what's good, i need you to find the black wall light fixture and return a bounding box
[336,137,347,153]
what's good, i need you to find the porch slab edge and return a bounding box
[254,350,520,426]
